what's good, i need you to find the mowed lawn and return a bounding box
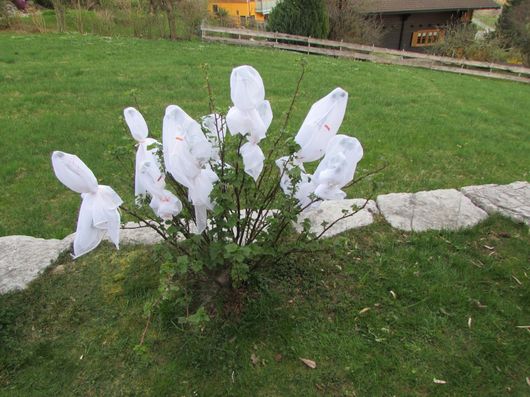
[0,34,529,396]
[0,33,529,238]
[1,217,529,396]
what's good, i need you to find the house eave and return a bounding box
[364,6,500,15]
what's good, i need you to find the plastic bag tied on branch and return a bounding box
[51,151,123,258]
[277,88,363,207]
[201,113,226,163]
[276,156,315,208]
[295,87,348,163]
[226,65,273,181]
[312,135,363,200]
[124,107,182,220]
[139,161,183,220]
[123,107,161,200]
[163,105,218,233]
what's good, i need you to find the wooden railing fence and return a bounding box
[201,25,530,84]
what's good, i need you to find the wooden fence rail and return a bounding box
[201,25,530,84]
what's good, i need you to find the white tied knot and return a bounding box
[123,107,161,199]
[51,151,123,258]
[163,105,218,233]
[226,65,273,181]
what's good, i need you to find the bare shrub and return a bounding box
[429,23,519,63]
[177,0,206,39]
[325,0,382,45]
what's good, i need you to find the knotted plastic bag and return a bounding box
[163,105,218,233]
[312,135,363,200]
[123,107,161,199]
[51,151,123,258]
[276,156,315,208]
[295,88,348,163]
[139,161,182,220]
[226,65,273,181]
[202,113,226,163]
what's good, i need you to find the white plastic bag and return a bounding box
[295,88,348,163]
[312,135,363,200]
[139,161,182,220]
[276,156,315,208]
[51,151,123,258]
[162,105,218,233]
[226,65,273,181]
[202,113,226,162]
[123,107,161,199]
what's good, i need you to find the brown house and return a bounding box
[362,0,501,51]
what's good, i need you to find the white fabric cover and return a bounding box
[295,88,348,163]
[123,107,161,199]
[124,107,181,220]
[276,156,315,208]
[163,105,218,233]
[51,151,122,258]
[312,135,363,200]
[139,161,182,220]
[226,65,273,181]
[202,113,226,162]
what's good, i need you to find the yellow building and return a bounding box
[208,0,278,24]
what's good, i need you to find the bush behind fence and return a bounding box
[1,0,206,40]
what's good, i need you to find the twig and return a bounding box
[343,162,388,189]
[312,198,370,241]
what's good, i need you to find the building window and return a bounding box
[212,4,218,13]
[411,29,444,47]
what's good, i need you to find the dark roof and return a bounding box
[361,0,501,14]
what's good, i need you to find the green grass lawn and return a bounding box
[473,9,501,30]
[1,216,528,396]
[0,33,529,239]
[1,33,529,396]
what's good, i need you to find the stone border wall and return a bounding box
[1,182,528,294]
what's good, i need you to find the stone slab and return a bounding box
[0,223,165,294]
[460,181,530,226]
[297,199,379,238]
[0,236,71,294]
[376,189,488,232]
[112,222,165,245]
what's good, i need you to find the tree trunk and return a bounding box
[52,0,66,33]
[164,0,177,40]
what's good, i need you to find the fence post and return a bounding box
[195,26,530,84]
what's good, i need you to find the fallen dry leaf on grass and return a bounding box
[300,358,317,369]
[468,317,472,328]
[274,353,282,362]
[433,378,447,384]
[250,353,259,366]
[359,307,370,314]
[473,299,487,309]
